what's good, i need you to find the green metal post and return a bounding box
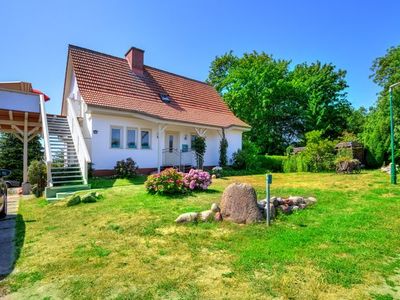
[389,88,397,184]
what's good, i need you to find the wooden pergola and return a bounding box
[0,85,47,194]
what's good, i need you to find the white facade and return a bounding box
[63,70,246,172]
[84,111,244,170]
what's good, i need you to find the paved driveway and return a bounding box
[0,196,19,277]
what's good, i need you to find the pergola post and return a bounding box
[22,112,30,195]
[157,124,167,173]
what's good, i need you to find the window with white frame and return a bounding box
[141,130,151,149]
[126,128,137,149]
[111,127,123,148]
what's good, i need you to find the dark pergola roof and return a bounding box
[335,141,363,149]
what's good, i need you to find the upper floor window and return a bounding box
[141,130,151,149]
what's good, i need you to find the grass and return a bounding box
[1,171,400,299]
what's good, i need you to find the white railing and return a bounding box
[162,148,205,171]
[67,98,91,184]
[39,94,53,187]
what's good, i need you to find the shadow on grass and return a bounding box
[89,176,147,189]
[159,188,221,200]
[0,214,25,280]
[13,214,26,270]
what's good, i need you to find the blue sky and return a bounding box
[1,0,399,114]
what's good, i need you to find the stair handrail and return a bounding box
[67,98,91,184]
[39,94,53,186]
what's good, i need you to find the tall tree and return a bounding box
[208,52,351,154]
[347,106,368,137]
[0,133,43,182]
[208,51,303,154]
[291,62,351,139]
[362,45,400,167]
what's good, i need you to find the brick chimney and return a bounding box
[125,47,144,75]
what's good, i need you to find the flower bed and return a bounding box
[145,168,212,195]
[145,168,185,195]
[183,169,212,191]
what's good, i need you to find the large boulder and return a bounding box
[220,183,263,224]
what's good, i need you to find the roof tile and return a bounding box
[69,45,249,128]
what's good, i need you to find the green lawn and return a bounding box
[1,171,400,299]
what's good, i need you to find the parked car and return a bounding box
[4,179,20,188]
[0,169,11,219]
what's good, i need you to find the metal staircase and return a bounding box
[43,115,90,200]
[47,116,84,186]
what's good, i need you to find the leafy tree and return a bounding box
[208,52,351,154]
[291,61,351,139]
[347,107,368,137]
[361,45,400,167]
[0,133,43,182]
[208,51,303,154]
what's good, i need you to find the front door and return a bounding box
[163,132,179,166]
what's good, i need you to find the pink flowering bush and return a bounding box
[183,169,212,191]
[145,168,186,195]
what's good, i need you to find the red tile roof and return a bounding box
[68,45,249,129]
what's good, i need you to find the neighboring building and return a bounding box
[61,45,249,175]
[335,141,365,163]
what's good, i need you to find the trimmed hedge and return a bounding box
[260,155,287,172]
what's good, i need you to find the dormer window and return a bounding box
[160,93,171,103]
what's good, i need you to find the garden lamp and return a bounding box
[389,82,400,184]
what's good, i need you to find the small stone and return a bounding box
[211,203,220,213]
[175,212,199,223]
[66,195,81,207]
[273,197,283,207]
[211,174,217,179]
[283,199,294,206]
[214,212,223,222]
[278,204,292,215]
[257,200,267,210]
[299,203,307,210]
[289,196,305,205]
[200,210,214,222]
[304,197,317,206]
[292,205,299,212]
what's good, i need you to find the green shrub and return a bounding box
[221,168,266,177]
[192,136,206,168]
[232,140,260,170]
[283,155,309,173]
[261,155,287,172]
[114,158,138,178]
[219,136,228,167]
[66,195,81,206]
[302,131,336,172]
[28,160,47,197]
[145,168,186,195]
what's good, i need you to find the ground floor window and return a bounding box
[127,128,137,149]
[111,127,122,148]
[141,130,151,149]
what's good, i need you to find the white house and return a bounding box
[60,45,249,176]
